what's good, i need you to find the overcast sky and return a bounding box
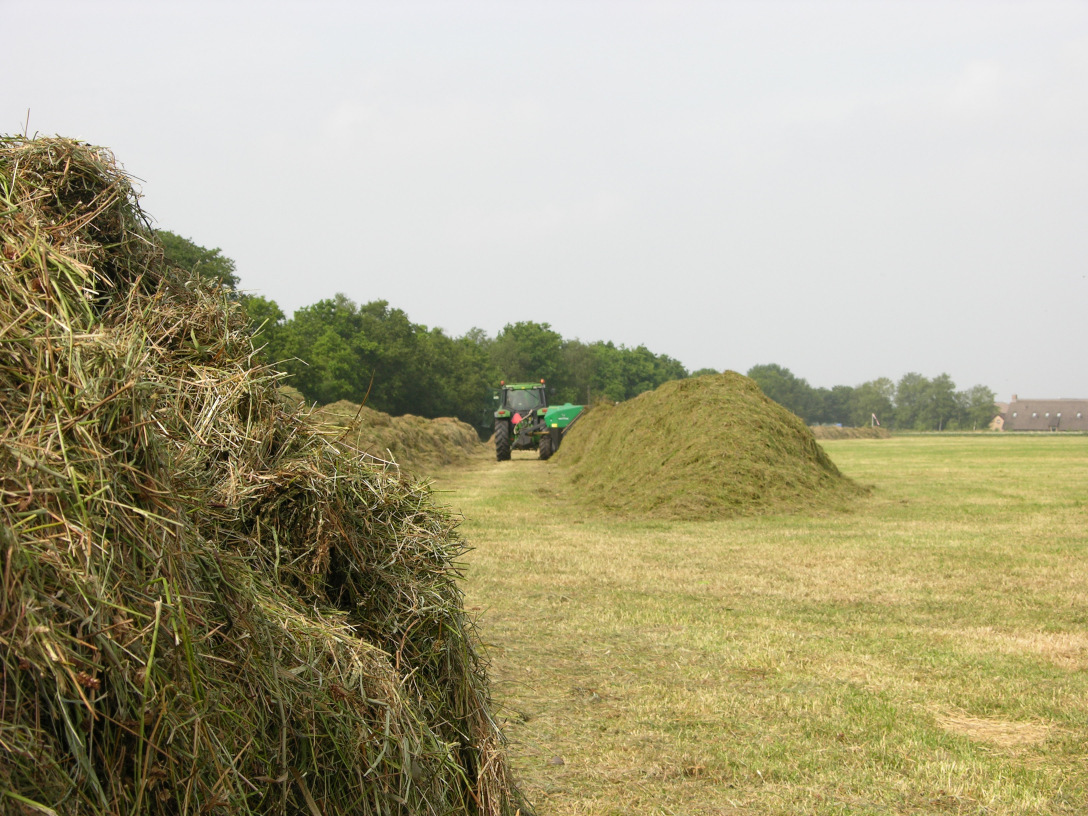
[8,1,1087,399]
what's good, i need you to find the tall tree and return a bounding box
[918,373,959,431]
[156,230,240,289]
[590,342,627,402]
[490,321,564,388]
[651,350,688,392]
[449,328,501,429]
[747,364,812,419]
[277,294,372,405]
[955,385,998,430]
[807,384,856,426]
[825,384,856,426]
[239,295,286,358]
[850,378,896,428]
[894,372,929,429]
[558,339,597,405]
[356,300,425,415]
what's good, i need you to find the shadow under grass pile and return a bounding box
[0,136,529,815]
[554,372,865,520]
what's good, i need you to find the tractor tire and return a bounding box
[494,421,511,461]
[538,432,553,460]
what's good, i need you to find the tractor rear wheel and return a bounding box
[494,421,511,461]
[538,432,553,460]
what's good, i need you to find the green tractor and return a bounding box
[492,380,584,461]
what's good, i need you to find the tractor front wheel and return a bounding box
[495,421,511,461]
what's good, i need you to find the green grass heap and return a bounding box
[555,372,864,520]
[809,425,891,440]
[0,136,528,815]
[314,401,486,475]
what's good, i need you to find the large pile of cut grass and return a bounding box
[315,400,486,474]
[555,372,864,519]
[0,137,528,815]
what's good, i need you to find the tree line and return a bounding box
[745,364,997,431]
[240,291,688,432]
[160,232,997,434]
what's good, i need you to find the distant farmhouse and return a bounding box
[1002,395,1088,431]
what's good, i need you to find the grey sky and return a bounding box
[9,1,1087,399]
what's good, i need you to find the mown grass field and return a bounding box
[435,435,1088,815]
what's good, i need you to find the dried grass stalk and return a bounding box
[314,400,485,474]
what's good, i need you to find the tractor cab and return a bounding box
[500,385,546,414]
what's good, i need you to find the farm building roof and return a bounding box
[1004,398,1088,431]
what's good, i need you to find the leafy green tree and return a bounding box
[276,294,372,405]
[651,351,688,392]
[747,364,813,420]
[955,385,997,430]
[449,328,501,431]
[894,372,965,430]
[894,372,929,429]
[619,345,659,398]
[405,326,498,424]
[490,321,564,389]
[917,373,959,431]
[825,384,856,426]
[156,230,240,289]
[558,339,597,405]
[850,378,896,428]
[271,295,499,423]
[239,295,286,358]
[355,300,425,415]
[690,367,721,378]
[808,388,830,424]
[584,342,683,402]
[310,326,363,404]
[805,384,855,426]
[590,342,626,402]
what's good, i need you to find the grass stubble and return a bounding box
[437,435,1088,815]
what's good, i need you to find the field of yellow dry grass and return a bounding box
[436,435,1088,815]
